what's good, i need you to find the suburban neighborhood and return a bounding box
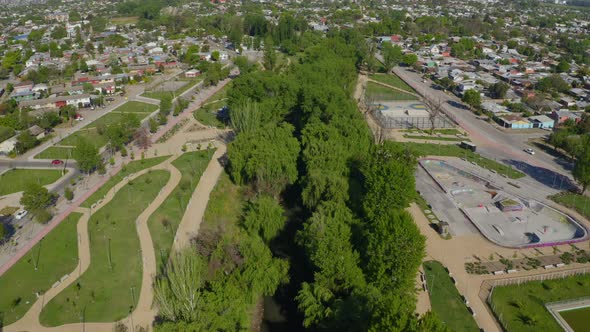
[0,0,590,331]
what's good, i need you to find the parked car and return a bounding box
[51,159,64,165]
[15,210,28,220]
[524,148,535,155]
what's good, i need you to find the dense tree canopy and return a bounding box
[227,123,300,196]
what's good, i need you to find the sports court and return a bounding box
[420,158,587,248]
[377,101,430,118]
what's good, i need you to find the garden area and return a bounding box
[81,155,169,208]
[490,274,590,332]
[423,260,479,332]
[148,150,214,270]
[39,170,171,325]
[391,141,525,179]
[366,81,418,101]
[0,212,82,325]
[0,169,65,196]
[369,73,416,93]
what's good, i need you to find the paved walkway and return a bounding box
[3,96,232,332]
[3,156,181,332]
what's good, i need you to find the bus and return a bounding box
[460,141,476,152]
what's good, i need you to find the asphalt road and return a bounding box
[391,66,576,194]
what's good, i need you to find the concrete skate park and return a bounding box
[419,158,588,248]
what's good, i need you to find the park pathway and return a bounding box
[172,143,226,251]
[3,156,182,332]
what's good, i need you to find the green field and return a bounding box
[369,73,416,93]
[391,142,525,179]
[142,78,202,101]
[0,213,82,325]
[34,147,75,160]
[148,150,213,270]
[56,101,156,150]
[81,156,169,208]
[550,192,590,221]
[58,130,108,149]
[560,306,590,332]
[113,101,158,113]
[0,169,65,196]
[193,83,231,127]
[423,261,479,332]
[201,172,245,240]
[490,274,590,332]
[40,170,171,326]
[366,81,418,101]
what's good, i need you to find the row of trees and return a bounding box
[153,32,446,331]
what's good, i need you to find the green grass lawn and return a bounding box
[490,274,590,332]
[81,156,169,208]
[550,192,590,221]
[423,261,479,332]
[193,105,226,128]
[369,73,416,93]
[148,150,213,271]
[392,142,525,179]
[142,78,202,101]
[0,169,65,196]
[200,171,245,240]
[366,81,418,101]
[193,83,231,127]
[560,306,590,332]
[34,147,75,160]
[56,102,156,150]
[39,170,171,326]
[58,130,108,149]
[0,213,82,325]
[202,82,230,107]
[113,101,158,113]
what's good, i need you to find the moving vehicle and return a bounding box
[15,210,28,220]
[51,159,64,165]
[460,141,477,152]
[524,148,535,155]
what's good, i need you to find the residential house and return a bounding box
[185,69,201,78]
[19,94,92,111]
[552,110,582,124]
[28,125,45,139]
[527,115,554,129]
[497,114,533,129]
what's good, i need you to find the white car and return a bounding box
[524,148,535,155]
[15,210,28,220]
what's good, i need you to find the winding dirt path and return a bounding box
[4,156,182,332]
[172,143,226,251]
